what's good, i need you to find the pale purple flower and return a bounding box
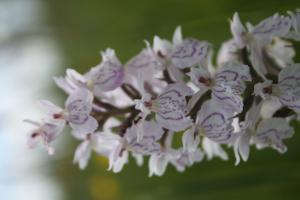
[24,119,64,155]
[254,64,300,118]
[189,62,251,113]
[135,82,193,131]
[40,89,98,136]
[54,48,124,97]
[254,118,294,153]
[230,12,291,78]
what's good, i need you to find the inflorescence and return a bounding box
[25,10,300,176]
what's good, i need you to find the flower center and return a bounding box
[263,86,273,95]
[198,77,211,86]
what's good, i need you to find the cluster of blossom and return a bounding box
[25,10,300,176]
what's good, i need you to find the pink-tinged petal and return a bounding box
[171,38,209,69]
[88,48,124,91]
[255,118,294,153]
[230,12,247,48]
[252,14,291,43]
[73,140,91,170]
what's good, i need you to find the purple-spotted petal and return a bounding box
[197,100,236,144]
[125,121,164,155]
[156,83,193,131]
[251,14,291,43]
[88,48,124,91]
[171,38,209,69]
[254,118,294,153]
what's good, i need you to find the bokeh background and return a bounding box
[1,0,300,200]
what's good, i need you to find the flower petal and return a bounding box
[171,38,209,69]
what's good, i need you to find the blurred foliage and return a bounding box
[44,0,300,200]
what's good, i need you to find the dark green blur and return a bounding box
[45,0,300,199]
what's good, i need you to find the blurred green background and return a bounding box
[44,0,300,200]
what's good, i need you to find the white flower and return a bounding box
[189,62,251,113]
[135,82,193,131]
[231,12,291,48]
[54,48,124,96]
[254,64,300,118]
[24,119,64,155]
[40,89,98,136]
[254,118,294,153]
[196,100,239,144]
[230,12,291,78]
